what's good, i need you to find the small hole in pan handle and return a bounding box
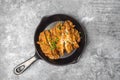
[16,65,25,73]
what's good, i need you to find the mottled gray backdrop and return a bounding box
[0,0,120,80]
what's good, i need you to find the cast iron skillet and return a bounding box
[13,14,86,75]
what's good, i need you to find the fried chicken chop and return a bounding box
[37,20,81,59]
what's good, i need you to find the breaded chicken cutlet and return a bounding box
[37,20,81,59]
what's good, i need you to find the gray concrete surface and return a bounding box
[0,0,120,80]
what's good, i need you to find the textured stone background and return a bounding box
[0,0,120,80]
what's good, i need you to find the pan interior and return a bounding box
[44,21,76,59]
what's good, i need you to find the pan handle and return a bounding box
[13,55,39,75]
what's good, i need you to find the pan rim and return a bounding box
[34,14,87,65]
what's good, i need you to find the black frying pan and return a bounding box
[13,14,86,75]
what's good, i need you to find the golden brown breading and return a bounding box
[63,21,74,53]
[37,31,54,59]
[50,22,65,56]
[74,29,81,42]
[37,20,81,59]
[44,30,59,59]
[64,20,80,49]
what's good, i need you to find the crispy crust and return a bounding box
[37,20,80,59]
